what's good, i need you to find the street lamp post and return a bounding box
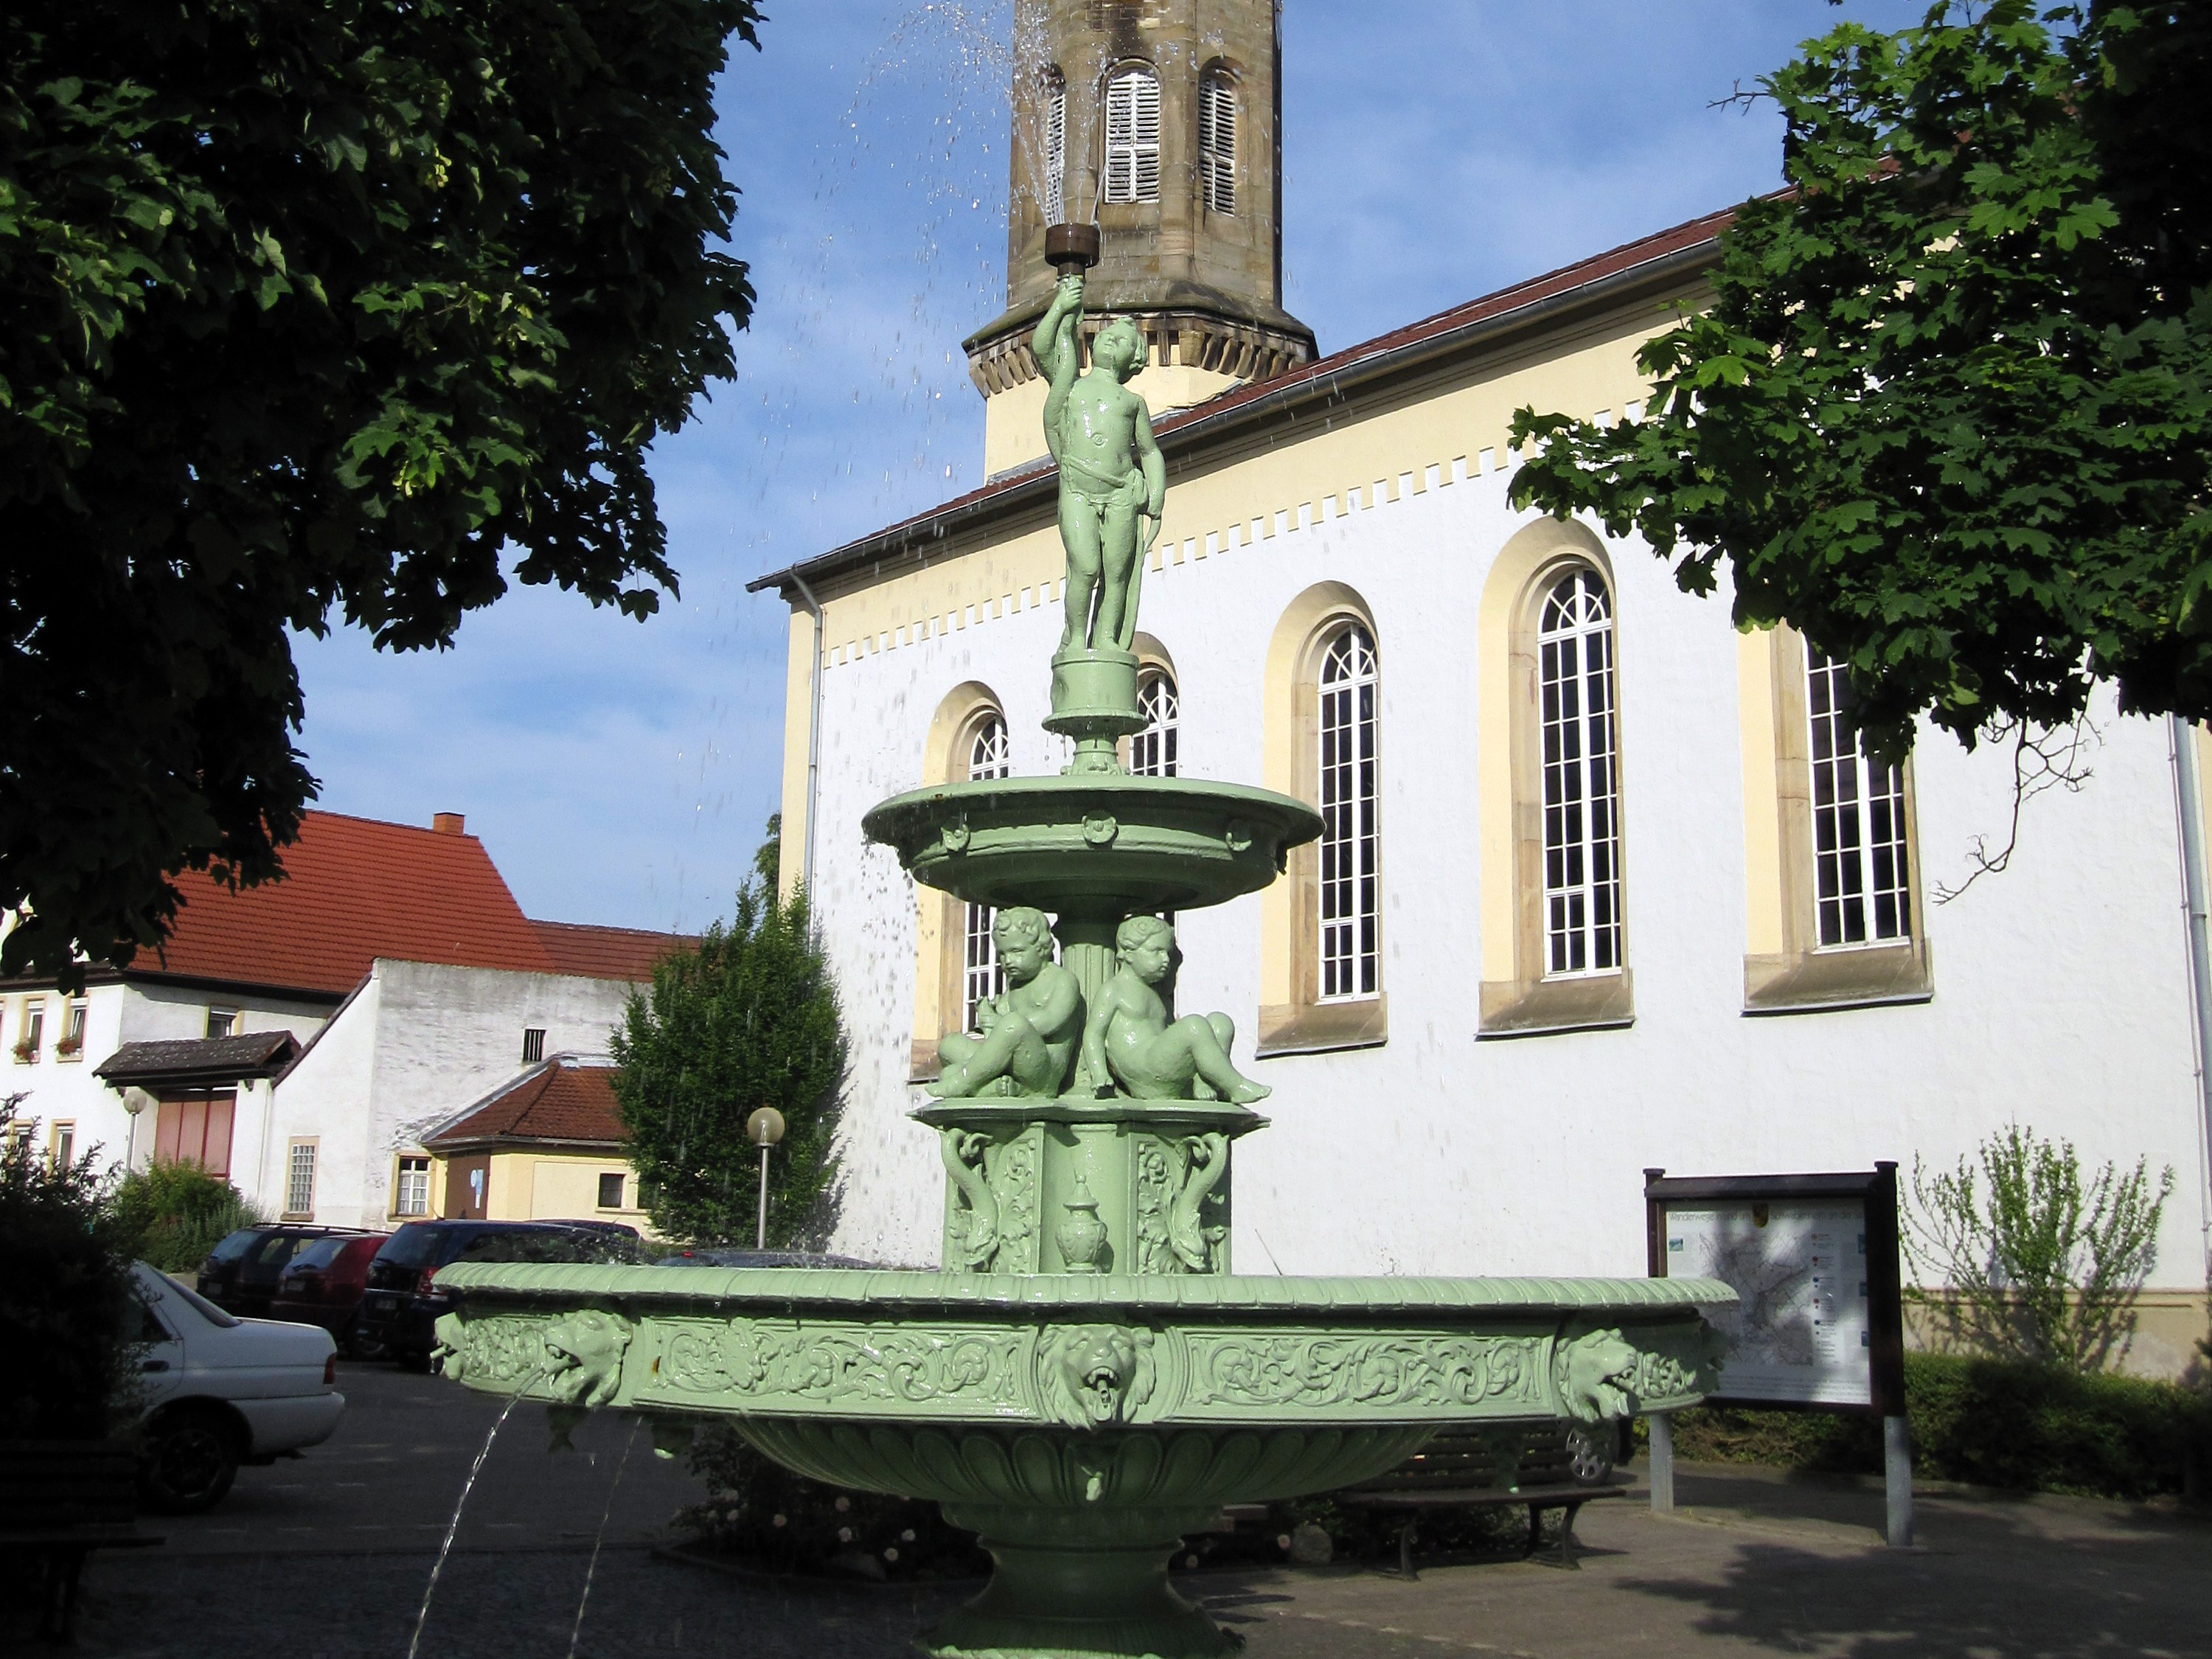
[746,1106,786,1251]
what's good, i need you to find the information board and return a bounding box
[1644,1166,1905,1416]
[1660,1200,1873,1406]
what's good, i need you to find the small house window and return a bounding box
[49,1122,74,1169]
[15,1001,44,1062]
[285,1140,317,1218]
[1103,66,1161,204]
[395,1155,431,1217]
[1198,72,1237,214]
[597,1172,626,1210]
[1044,73,1067,223]
[521,1028,546,1063]
[206,1007,239,1040]
[58,1000,86,1059]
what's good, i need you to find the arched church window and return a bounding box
[1198,71,1237,215]
[1537,568,1622,976]
[1132,669,1178,777]
[1806,653,1911,947]
[1043,72,1067,224]
[963,715,1012,1027]
[1318,624,1380,1001]
[1103,66,1161,204]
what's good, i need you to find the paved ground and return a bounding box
[20,1358,2211,1657]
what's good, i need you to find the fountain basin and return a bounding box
[433,1265,1729,1657]
[861,774,1323,914]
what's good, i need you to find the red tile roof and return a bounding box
[131,810,557,997]
[530,919,695,984]
[426,1061,626,1150]
[750,201,1745,599]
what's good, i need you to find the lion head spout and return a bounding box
[1035,1325,1157,1430]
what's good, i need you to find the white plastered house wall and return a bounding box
[1,975,333,1189]
[784,433,2212,1381]
[265,959,638,1229]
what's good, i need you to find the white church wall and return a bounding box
[802,453,2212,1361]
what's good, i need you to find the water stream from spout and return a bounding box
[565,1415,643,1659]
[405,1367,549,1659]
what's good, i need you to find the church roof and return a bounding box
[425,1059,627,1151]
[749,202,1739,602]
[122,809,557,998]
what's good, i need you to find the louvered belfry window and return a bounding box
[1044,77,1067,223]
[1103,66,1161,204]
[1198,72,1236,214]
[963,716,1013,1029]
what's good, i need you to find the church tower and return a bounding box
[966,1,1316,476]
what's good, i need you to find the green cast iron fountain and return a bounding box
[431,251,1731,1658]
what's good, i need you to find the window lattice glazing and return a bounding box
[963,716,1012,1028]
[1538,569,1622,976]
[1132,670,1179,777]
[1103,68,1161,204]
[1044,78,1067,223]
[1807,653,1912,947]
[286,1142,316,1217]
[396,1157,431,1217]
[1317,625,1380,1001]
[1198,74,1236,214]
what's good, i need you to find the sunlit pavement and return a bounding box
[30,1363,2212,1658]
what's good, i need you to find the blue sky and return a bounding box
[290,0,1928,934]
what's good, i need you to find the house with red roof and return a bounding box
[421,1058,635,1225]
[2,809,689,1232]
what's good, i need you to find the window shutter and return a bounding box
[1045,83,1066,223]
[1103,68,1161,205]
[1199,76,1236,215]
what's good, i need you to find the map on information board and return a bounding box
[1663,1201,1872,1406]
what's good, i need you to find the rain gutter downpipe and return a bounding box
[789,572,825,906]
[2170,714,2212,1244]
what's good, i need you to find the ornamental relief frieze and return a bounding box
[653,1318,1029,1415]
[1179,1332,1551,1418]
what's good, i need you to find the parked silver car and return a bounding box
[132,1262,347,1512]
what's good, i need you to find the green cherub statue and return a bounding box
[1034,271,1164,654]
[928,906,1082,1099]
[1080,915,1270,1105]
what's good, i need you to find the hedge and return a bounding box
[1656,1352,2212,1500]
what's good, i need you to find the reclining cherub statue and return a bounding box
[928,905,1081,1098]
[1080,915,1270,1105]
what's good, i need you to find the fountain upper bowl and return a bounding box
[862,774,1323,913]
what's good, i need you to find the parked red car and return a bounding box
[268,1233,389,1352]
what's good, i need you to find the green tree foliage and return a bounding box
[0,1096,141,1438]
[1904,1124,2173,1371]
[612,852,846,1245]
[1,0,762,984]
[1509,2,2211,759]
[111,1158,266,1274]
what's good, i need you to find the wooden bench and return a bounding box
[0,1440,164,1642]
[1333,1422,1627,1575]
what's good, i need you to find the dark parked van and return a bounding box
[355,1220,640,1366]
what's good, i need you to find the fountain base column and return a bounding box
[927,1503,1237,1659]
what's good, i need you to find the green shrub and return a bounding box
[111,1158,265,1273]
[678,1424,987,1581]
[0,1095,141,1439]
[1657,1352,2212,1500]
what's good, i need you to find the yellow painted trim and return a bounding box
[777,609,813,902]
[1739,626,1786,959]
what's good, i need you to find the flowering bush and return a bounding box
[679,1424,987,1582]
